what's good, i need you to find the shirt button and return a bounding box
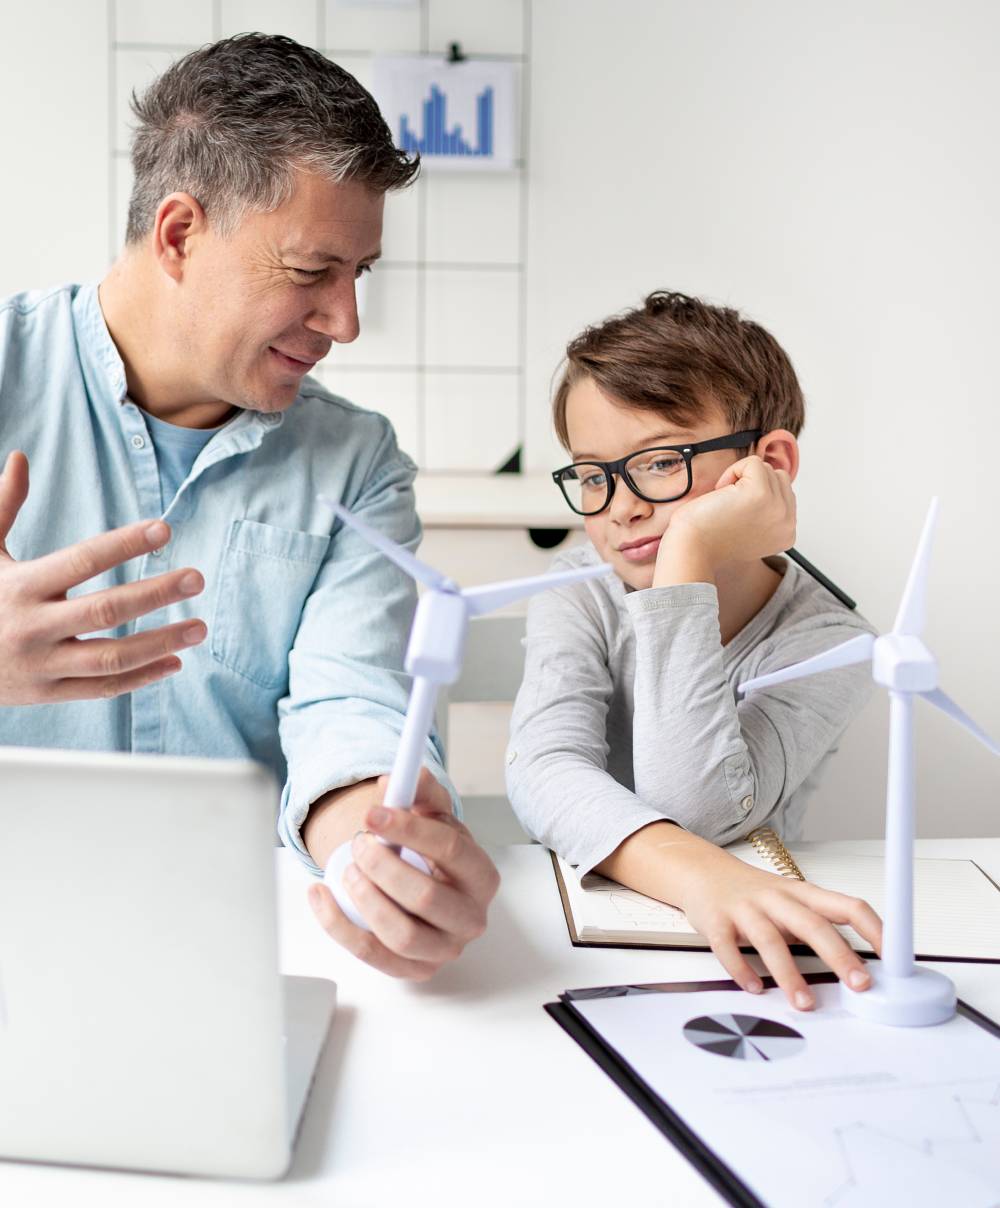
[262,413,283,426]
[131,434,146,449]
[740,795,754,814]
[150,547,163,558]
[506,749,517,766]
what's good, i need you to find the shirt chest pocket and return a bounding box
[210,519,330,690]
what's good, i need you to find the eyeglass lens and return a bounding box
[559,448,692,514]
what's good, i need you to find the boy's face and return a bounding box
[563,375,745,590]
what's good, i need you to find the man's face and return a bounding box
[178,172,383,413]
[564,376,743,590]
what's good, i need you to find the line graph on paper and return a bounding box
[822,1083,1000,1207]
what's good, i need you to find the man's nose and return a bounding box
[306,277,361,344]
[608,474,652,524]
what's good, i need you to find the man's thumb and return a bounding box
[0,451,29,552]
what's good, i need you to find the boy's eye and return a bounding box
[637,453,685,475]
[580,471,607,490]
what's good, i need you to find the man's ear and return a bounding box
[152,192,207,283]
[756,429,800,483]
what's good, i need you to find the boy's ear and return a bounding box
[755,429,799,483]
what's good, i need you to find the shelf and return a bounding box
[414,472,584,530]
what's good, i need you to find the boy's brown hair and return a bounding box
[552,290,805,449]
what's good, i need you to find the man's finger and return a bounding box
[351,830,485,939]
[43,655,183,702]
[26,519,172,598]
[0,450,29,552]
[50,567,205,639]
[43,620,207,679]
[307,882,439,980]
[364,804,500,901]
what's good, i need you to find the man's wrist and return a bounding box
[302,778,381,870]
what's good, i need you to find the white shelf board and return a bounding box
[414,472,584,529]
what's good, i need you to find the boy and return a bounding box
[506,291,882,1010]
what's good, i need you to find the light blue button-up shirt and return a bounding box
[0,283,453,870]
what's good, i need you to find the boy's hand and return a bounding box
[653,455,795,586]
[307,770,501,980]
[677,850,883,1010]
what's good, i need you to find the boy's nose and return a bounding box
[608,474,653,524]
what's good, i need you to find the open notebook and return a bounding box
[552,829,1000,962]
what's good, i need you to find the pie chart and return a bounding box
[682,1014,806,1061]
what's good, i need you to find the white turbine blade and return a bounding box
[738,633,875,697]
[462,562,614,617]
[317,494,450,592]
[922,688,1000,758]
[892,497,939,636]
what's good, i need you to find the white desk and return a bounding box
[5,840,1000,1208]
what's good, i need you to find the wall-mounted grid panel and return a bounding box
[110,0,529,475]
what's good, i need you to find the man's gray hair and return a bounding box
[126,33,418,242]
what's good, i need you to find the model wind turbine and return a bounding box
[317,495,613,930]
[739,498,1000,1026]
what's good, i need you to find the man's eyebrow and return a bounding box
[570,433,692,459]
[282,247,383,265]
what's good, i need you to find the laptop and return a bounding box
[0,746,336,1179]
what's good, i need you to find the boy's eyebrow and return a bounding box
[281,245,383,265]
[570,432,692,459]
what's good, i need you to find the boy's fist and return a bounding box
[655,455,796,582]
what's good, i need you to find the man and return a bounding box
[0,33,498,980]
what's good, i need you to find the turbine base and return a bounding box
[323,838,431,931]
[839,961,956,1026]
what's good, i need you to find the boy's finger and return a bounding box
[707,927,765,995]
[801,885,883,957]
[741,913,815,1010]
[777,899,872,993]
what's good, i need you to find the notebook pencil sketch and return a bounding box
[551,829,1000,962]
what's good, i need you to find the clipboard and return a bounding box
[545,972,1000,1208]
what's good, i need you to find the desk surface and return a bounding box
[5,838,1000,1208]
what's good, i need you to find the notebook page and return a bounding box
[559,857,697,936]
[792,851,1000,959]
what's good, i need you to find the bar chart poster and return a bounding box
[373,56,520,171]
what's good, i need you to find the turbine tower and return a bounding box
[318,495,613,930]
[739,499,999,1026]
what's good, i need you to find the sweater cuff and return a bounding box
[624,581,719,616]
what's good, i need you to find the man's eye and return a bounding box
[355,264,374,280]
[289,267,326,282]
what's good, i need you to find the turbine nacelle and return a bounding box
[407,591,468,683]
[872,634,938,693]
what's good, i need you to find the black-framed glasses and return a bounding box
[551,429,762,517]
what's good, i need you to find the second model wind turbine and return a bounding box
[739,498,1000,1026]
[317,495,613,930]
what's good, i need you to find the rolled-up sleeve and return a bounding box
[276,427,457,872]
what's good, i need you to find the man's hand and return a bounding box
[653,455,796,587]
[306,769,501,980]
[0,450,207,704]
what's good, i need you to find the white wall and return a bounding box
[0,1,109,294]
[1,2,997,837]
[526,0,1000,838]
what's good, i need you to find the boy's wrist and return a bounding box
[652,523,718,588]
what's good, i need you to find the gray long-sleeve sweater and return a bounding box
[505,544,875,875]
